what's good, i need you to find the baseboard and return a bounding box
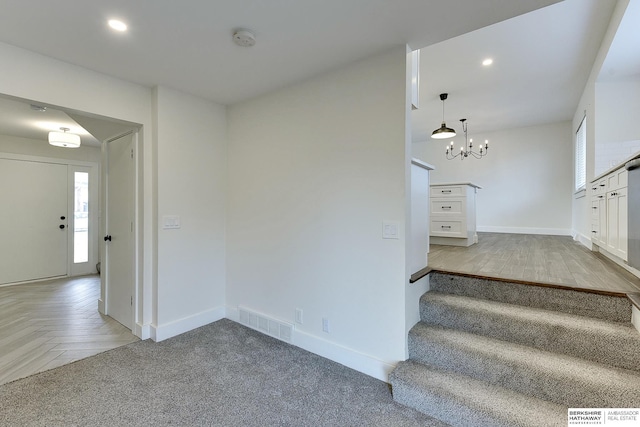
[477,226,571,236]
[151,306,226,342]
[135,322,151,340]
[98,298,105,315]
[632,305,640,334]
[226,306,395,382]
[594,246,640,281]
[572,232,592,250]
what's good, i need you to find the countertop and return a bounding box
[431,182,482,189]
[592,151,640,182]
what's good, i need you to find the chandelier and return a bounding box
[445,119,489,160]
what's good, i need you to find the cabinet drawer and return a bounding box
[590,199,600,219]
[590,178,607,195]
[431,186,464,197]
[431,199,464,216]
[430,220,464,237]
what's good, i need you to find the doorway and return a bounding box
[0,155,98,285]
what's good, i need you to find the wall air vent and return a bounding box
[238,306,293,344]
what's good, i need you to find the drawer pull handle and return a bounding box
[611,192,617,196]
[600,184,606,187]
[442,206,452,209]
[592,231,597,233]
[441,225,451,229]
[441,190,452,193]
[592,207,597,209]
[592,187,597,190]
[598,195,603,198]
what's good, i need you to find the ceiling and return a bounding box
[412,0,620,142]
[0,0,632,147]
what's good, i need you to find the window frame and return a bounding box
[575,116,586,192]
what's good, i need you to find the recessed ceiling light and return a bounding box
[482,58,493,66]
[108,19,127,32]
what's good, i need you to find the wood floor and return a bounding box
[428,233,640,294]
[0,275,138,386]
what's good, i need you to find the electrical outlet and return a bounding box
[322,317,330,333]
[295,308,303,324]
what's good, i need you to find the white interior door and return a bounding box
[104,132,135,329]
[0,158,68,284]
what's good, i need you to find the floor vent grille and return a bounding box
[238,307,294,344]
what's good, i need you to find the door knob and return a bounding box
[104,235,112,242]
[59,224,65,229]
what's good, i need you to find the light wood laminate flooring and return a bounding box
[428,233,640,293]
[0,275,138,386]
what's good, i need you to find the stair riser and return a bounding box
[391,379,509,427]
[408,329,640,408]
[389,362,566,427]
[420,299,640,372]
[429,272,631,323]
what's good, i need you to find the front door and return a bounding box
[0,158,68,284]
[104,132,135,330]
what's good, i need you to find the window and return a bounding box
[575,116,586,191]
[73,171,89,263]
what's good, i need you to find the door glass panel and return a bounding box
[74,172,89,263]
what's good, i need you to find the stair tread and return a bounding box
[420,292,640,371]
[408,323,640,407]
[422,292,637,333]
[390,360,566,427]
[429,271,632,322]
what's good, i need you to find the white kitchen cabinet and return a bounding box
[430,183,481,247]
[590,168,628,261]
[606,186,628,261]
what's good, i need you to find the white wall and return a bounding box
[572,0,630,246]
[413,121,573,235]
[152,86,227,340]
[226,47,409,380]
[0,134,101,163]
[595,80,640,175]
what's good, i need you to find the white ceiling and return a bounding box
[0,0,559,105]
[0,0,633,147]
[411,0,620,142]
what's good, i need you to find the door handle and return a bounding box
[104,235,112,242]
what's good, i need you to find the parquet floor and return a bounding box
[0,275,138,386]
[428,233,640,293]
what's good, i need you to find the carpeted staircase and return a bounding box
[389,271,640,427]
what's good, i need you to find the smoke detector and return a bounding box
[233,30,256,47]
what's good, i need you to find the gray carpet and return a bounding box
[390,273,640,427]
[0,319,446,427]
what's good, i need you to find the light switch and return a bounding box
[163,215,181,229]
[382,221,400,239]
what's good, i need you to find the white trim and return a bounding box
[573,232,593,250]
[135,322,151,340]
[292,329,395,382]
[98,298,105,315]
[632,305,640,334]
[477,226,572,236]
[226,306,395,382]
[0,151,97,167]
[150,306,226,342]
[592,245,640,281]
[411,158,435,171]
